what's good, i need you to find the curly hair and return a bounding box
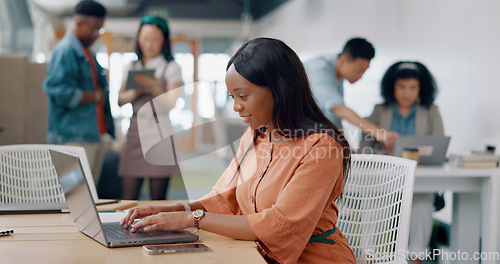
[342,37,375,60]
[380,61,438,108]
[74,0,106,17]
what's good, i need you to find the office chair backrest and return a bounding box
[337,154,416,264]
[0,144,98,203]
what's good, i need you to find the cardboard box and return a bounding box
[0,53,47,145]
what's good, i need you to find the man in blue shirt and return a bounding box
[43,0,114,183]
[304,38,397,148]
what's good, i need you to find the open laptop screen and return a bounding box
[393,135,451,165]
[49,149,108,245]
[49,149,199,248]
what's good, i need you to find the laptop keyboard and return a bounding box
[103,222,156,240]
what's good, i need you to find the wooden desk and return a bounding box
[0,201,265,264]
[415,164,500,264]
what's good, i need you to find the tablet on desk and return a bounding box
[126,69,155,90]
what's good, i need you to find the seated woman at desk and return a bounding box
[121,38,356,263]
[359,61,444,264]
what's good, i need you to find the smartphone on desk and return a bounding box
[143,243,211,254]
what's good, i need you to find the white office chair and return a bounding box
[337,154,417,264]
[0,144,98,203]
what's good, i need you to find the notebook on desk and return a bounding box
[49,149,198,248]
[393,135,451,165]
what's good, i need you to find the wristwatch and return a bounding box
[192,209,205,232]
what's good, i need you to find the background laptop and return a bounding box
[393,135,451,165]
[0,202,67,214]
[49,149,198,248]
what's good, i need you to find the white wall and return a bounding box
[254,0,500,154]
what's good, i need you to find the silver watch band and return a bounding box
[178,202,191,212]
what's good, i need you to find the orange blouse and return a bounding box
[198,128,355,263]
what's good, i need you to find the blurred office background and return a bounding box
[1,0,499,204]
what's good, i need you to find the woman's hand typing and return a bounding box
[129,211,192,233]
[120,205,176,229]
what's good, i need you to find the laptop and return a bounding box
[0,202,67,214]
[393,135,451,165]
[48,149,198,248]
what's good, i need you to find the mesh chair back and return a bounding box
[0,144,98,203]
[337,154,416,264]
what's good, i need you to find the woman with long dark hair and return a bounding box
[117,16,183,200]
[122,38,355,263]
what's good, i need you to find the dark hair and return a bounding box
[75,0,106,17]
[381,61,438,107]
[136,16,174,63]
[342,37,375,60]
[227,37,351,182]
